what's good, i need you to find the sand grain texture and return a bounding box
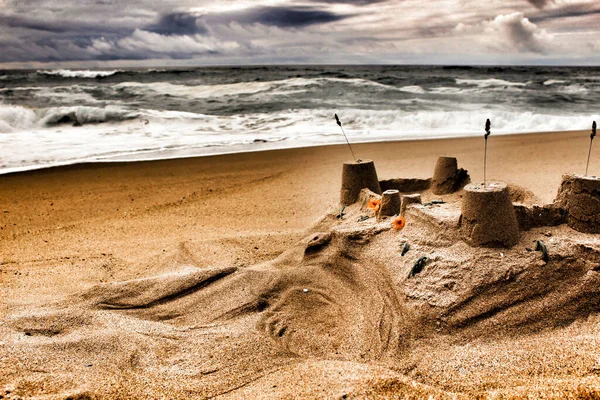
[3,131,600,399]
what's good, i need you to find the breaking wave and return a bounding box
[0,104,37,133]
[2,64,599,173]
[40,105,138,126]
[330,109,599,136]
[455,78,529,88]
[543,79,568,86]
[112,77,400,99]
[113,77,441,100]
[0,103,137,132]
[37,69,121,79]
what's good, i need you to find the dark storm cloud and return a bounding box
[247,7,347,27]
[146,12,208,36]
[0,4,350,64]
[204,6,350,28]
[0,14,68,33]
[0,13,131,35]
[0,0,598,67]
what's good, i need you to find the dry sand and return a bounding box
[2,130,600,399]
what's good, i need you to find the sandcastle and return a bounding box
[338,155,518,248]
[339,152,598,249]
[400,194,421,216]
[459,181,520,247]
[555,174,600,233]
[377,189,401,218]
[431,156,470,195]
[340,160,382,205]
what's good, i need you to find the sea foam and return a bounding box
[455,78,529,88]
[0,104,37,133]
[0,103,137,132]
[37,69,120,79]
[2,65,599,173]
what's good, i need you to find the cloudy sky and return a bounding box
[0,0,598,68]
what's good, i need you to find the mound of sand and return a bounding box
[3,177,600,399]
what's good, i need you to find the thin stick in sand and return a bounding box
[484,118,491,187]
[586,121,596,176]
[335,113,358,162]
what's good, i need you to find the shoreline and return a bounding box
[0,129,588,177]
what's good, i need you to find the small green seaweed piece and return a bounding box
[408,256,428,278]
[535,240,549,262]
[337,206,346,219]
[423,200,445,206]
[357,215,370,222]
[401,242,410,256]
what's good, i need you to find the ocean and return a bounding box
[1,65,599,174]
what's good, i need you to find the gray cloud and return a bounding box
[0,14,70,33]
[245,7,347,27]
[527,0,553,9]
[0,3,346,64]
[0,13,132,36]
[0,0,598,67]
[307,0,387,4]
[498,13,549,53]
[146,12,208,36]
[201,6,350,28]
[455,12,552,54]
[530,4,600,22]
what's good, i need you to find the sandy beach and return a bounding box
[3,130,600,398]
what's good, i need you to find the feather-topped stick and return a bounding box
[335,113,357,162]
[484,118,491,187]
[586,121,596,176]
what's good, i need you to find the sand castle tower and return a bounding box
[555,174,600,233]
[377,189,401,218]
[459,181,520,247]
[340,160,382,205]
[554,123,600,233]
[431,156,470,195]
[400,194,422,216]
[459,119,519,247]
